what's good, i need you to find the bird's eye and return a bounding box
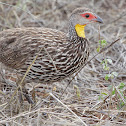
[85,14,90,18]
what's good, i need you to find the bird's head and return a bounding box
[69,7,103,38]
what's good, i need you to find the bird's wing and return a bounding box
[0,27,68,70]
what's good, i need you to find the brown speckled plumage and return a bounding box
[0,27,89,83]
[0,8,103,103]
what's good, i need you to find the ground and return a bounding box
[0,0,126,126]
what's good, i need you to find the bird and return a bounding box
[0,7,103,103]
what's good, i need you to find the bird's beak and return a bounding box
[92,15,103,23]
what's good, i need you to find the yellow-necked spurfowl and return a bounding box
[0,8,103,103]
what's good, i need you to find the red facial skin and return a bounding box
[80,13,97,21]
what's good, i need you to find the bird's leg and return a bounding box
[18,85,34,104]
[22,87,34,104]
[17,76,34,104]
[0,64,34,104]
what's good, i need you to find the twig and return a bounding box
[109,11,126,24]
[60,38,120,99]
[44,47,58,72]
[0,107,88,124]
[49,93,88,126]
[0,1,42,27]
[115,87,126,104]
[0,47,43,111]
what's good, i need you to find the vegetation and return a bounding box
[0,0,126,125]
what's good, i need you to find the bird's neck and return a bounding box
[68,22,86,42]
[75,24,86,38]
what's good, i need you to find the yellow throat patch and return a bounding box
[75,24,86,38]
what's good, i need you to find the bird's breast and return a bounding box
[21,37,89,83]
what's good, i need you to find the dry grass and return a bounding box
[0,0,126,125]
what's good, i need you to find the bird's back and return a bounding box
[0,27,67,68]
